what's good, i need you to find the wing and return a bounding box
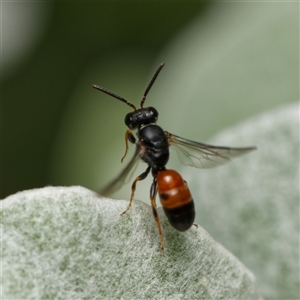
[99,145,142,196]
[165,131,256,169]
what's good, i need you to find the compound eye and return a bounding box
[124,112,136,129]
[149,107,159,121]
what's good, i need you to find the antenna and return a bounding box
[92,85,136,111]
[140,62,165,108]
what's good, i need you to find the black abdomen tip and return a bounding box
[163,200,195,231]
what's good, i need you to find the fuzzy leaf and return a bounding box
[2,186,261,299]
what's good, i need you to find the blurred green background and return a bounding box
[2,1,298,199]
[3,1,209,198]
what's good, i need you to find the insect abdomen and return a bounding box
[157,169,195,231]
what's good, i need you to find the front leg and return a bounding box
[120,165,151,216]
[121,130,136,163]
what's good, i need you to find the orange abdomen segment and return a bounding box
[157,169,195,231]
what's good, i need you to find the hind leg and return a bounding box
[150,177,164,252]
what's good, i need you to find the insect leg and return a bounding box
[120,165,151,216]
[150,177,164,252]
[121,130,136,163]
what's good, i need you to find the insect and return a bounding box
[92,63,256,251]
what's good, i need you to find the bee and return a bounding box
[92,63,256,251]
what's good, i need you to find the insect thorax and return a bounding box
[138,124,169,173]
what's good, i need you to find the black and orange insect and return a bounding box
[92,63,256,251]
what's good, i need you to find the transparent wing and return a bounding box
[99,145,142,196]
[166,131,256,169]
